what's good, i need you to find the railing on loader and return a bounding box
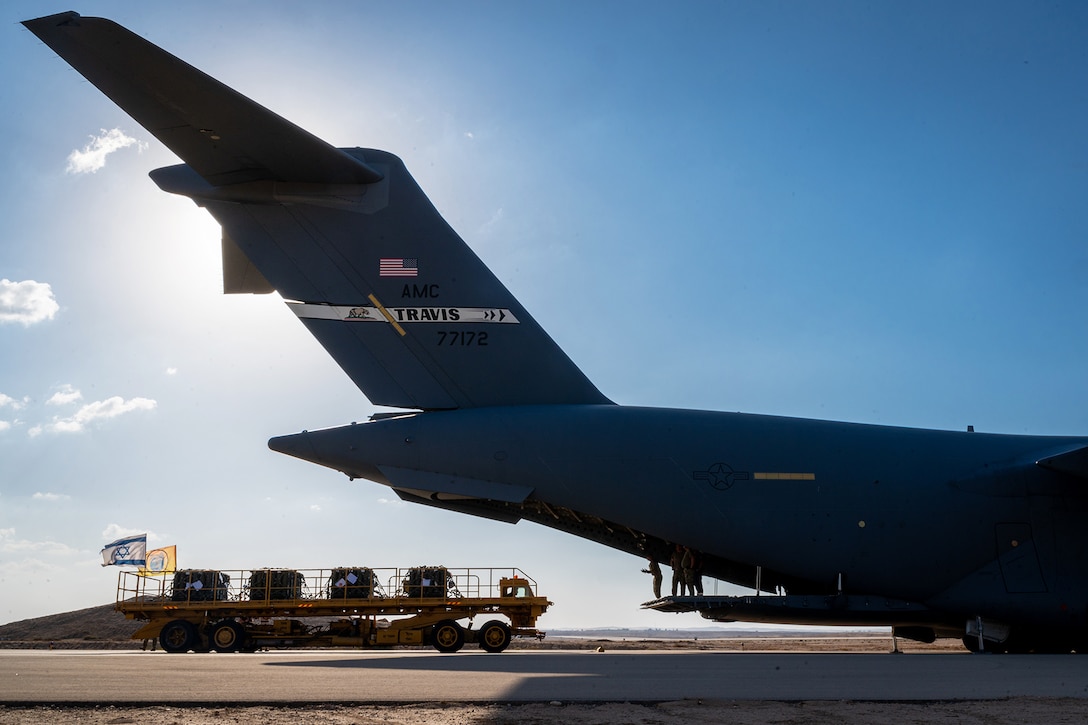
[116,566,550,654]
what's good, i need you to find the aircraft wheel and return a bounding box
[159,620,198,653]
[432,619,465,653]
[478,620,511,653]
[210,620,246,652]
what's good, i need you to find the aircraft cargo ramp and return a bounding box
[643,594,937,627]
[117,566,550,653]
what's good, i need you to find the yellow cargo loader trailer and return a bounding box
[116,566,551,654]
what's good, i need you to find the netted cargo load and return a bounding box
[248,569,305,601]
[327,567,376,600]
[171,570,230,602]
[403,566,452,598]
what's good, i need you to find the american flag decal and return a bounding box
[379,258,418,277]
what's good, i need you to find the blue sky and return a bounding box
[2,1,1087,628]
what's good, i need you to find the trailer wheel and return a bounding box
[432,619,465,653]
[478,620,511,653]
[961,635,979,652]
[159,620,197,653]
[210,620,246,652]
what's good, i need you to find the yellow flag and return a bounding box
[140,545,176,576]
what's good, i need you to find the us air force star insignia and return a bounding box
[693,463,750,491]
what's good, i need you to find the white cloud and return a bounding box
[166,367,178,376]
[46,384,83,406]
[74,397,157,423]
[310,504,322,512]
[65,128,147,175]
[0,393,28,410]
[101,524,148,542]
[0,394,27,433]
[100,525,164,548]
[0,528,80,556]
[32,492,71,502]
[37,395,157,434]
[0,279,59,326]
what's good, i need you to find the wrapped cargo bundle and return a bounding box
[403,566,450,598]
[249,569,305,601]
[170,570,229,602]
[328,567,376,600]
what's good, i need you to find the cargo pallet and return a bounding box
[116,566,550,654]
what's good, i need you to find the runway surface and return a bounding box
[4,649,1088,703]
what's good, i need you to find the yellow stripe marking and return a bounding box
[368,293,407,336]
[754,472,816,481]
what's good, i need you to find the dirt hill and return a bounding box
[0,604,143,648]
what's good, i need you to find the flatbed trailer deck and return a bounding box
[117,566,550,653]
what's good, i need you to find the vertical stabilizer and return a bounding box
[25,12,611,410]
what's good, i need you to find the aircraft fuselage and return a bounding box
[271,406,1088,634]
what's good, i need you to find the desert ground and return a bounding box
[4,698,1088,724]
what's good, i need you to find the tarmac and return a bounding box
[4,648,1088,703]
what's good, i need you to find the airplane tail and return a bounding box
[24,12,610,410]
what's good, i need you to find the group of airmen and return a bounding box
[642,545,703,599]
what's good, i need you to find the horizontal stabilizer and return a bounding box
[1036,445,1088,480]
[22,12,381,186]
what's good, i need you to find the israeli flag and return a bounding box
[100,534,147,567]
